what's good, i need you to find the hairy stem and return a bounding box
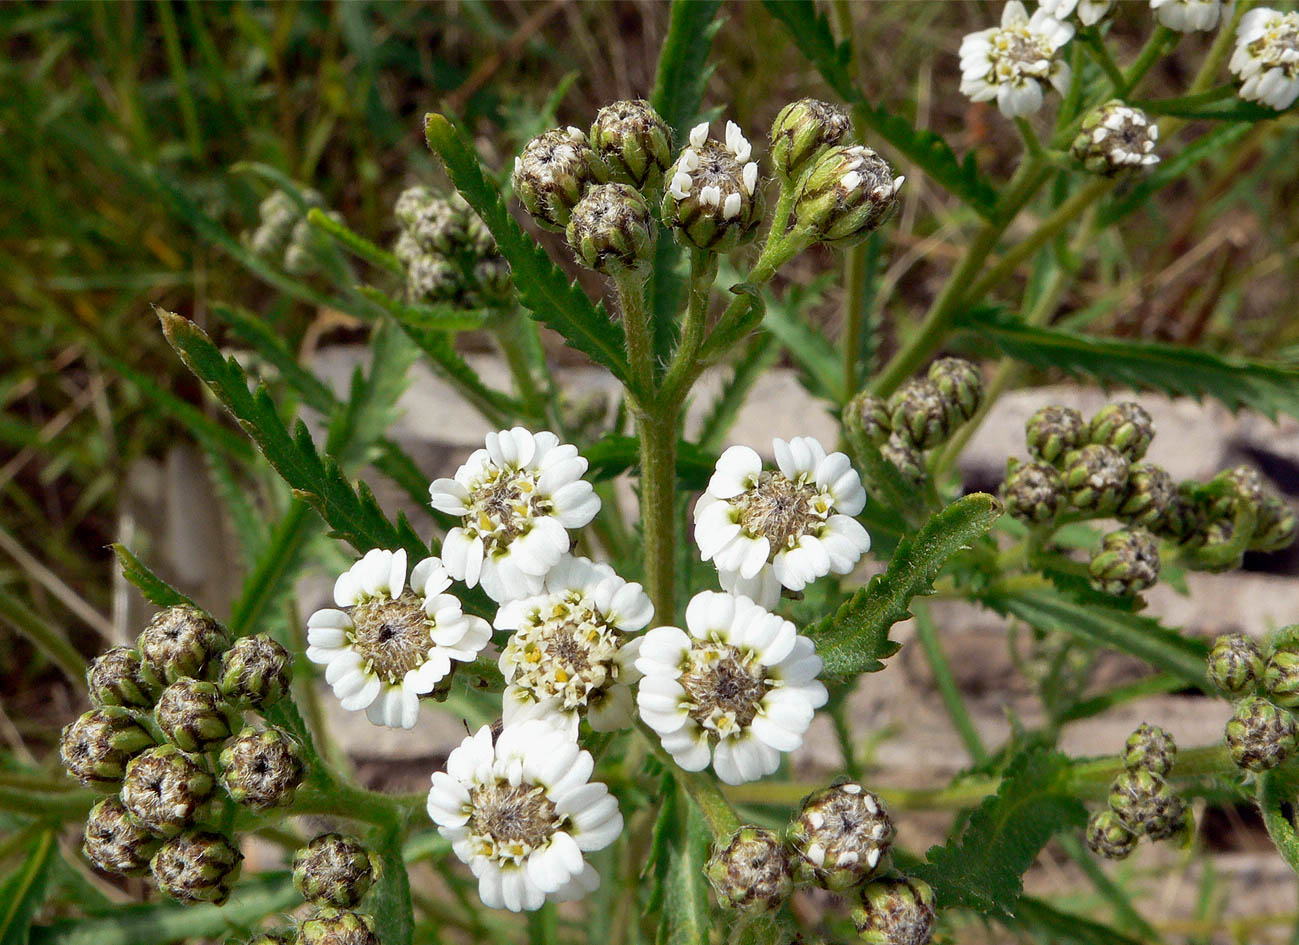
[638,408,679,626]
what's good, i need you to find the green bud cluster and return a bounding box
[852,875,937,945]
[566,183,654,274]
[590,99,674,190]
[391,186,509,307]
[1001,459,1065,525]
[1088,723,1187,860]
[788,781,895,891]
[246,188,326,275]
[150,830,244,905]
[1207,629,1299,773]
[1226,695,1299,772]
[769,98,852,183]
[705,826,793,914]
[793,144,903,246]
[1088,528,1160,597]
[288,835,380,944]
[1071,100,1160,176]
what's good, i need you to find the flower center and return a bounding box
[505,597,622,710]
[735,471,828,552]
[465,465,549,553]
[348,593,432,685]
[679,643,771,737]
[991,29,1053,79]
[468,779,563,864]
[692,142,743,196]
[1254,15,1299,73]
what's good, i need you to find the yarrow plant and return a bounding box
[23,4,1299,945]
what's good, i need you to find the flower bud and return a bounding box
[769,98,853,183]
[704,826,793,914]
[1088,528,1160,597]
[1213,465,1264,520]
[513,127,608,230]
[220,726,306,811]
[137,605,230,688]
[406,254,464,304]
[1071,101,1160,175]
[1088,402,1154,461]
[1207,633,1264,697]
[793,144,903,246]
[1253,495,1297,552]
[1195,515,1245,573]
[83,796,161,875]
[150,830,243,905]
[294,834,378,908]
[1062,444,1129,515]
[218,634,292,709]
[1118,463,1175,530]
[155,678,241,753]
[472,256,512,305]
[566,183,653,274]
[789,782,895,890]
[243,931,295,945]
[248,191,297,258]
[87,646,157,709]
[299,909,380,945]
[661,121,764,252]
[1153,482,1205,543]
[887,378,956,450]
[1263,630,1299,709]
[1225,696,1298,772]
[845,391,892,446]
[851,876,937,945]
[394,186,468,254]
[927,357,983,423]
[121,745,215,837]
[590,100,673,190]
[1108,768,1185,839]
[1123,722,1177,777]
[880,434,925,486]
[1002,460,1065,525]
[60,707,156,789]
[1026,405,1086,466]
[1084,809,1137,860]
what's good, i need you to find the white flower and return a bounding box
[427,720,623,912]
[1230,8,1299,111]
[430,428,601,604]
[495,556,652,737]
[1150,0,1229,32]
[306,549,491,729]
[959,1,1075,117]
[1038,0,1112,26]
[635,591,828,786]
[693,437,870,609]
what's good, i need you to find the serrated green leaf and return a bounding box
[110,544,198,609]
[0,831,54,945]
[1258,767,1299,874]
[808,493,1001,678]
[762,0,998,217]
[959,307,1299,422]
[355,285,489,334]
[583,434,717,490]
[423,114,634,389]
[911,748,1087,915]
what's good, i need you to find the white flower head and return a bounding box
[306,549,491,729]
[495,556,653,737]
[694,437,870,609]
[1230,8,1299,111]
[959,1,1075,117]
[1038,0,1112,26]
[430,428,601,604]
[427,720,623,912]
[1150,0,1229,32]
[636,592,828,785]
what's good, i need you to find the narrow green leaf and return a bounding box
[1258,767,1299,874]
[654,784,712,945]
[911,748,1087,915]
[696,332,779,452]
[307,208,403,274]
[355,285,489,334]
[110,544,198,609]
[423,114,634,388]
[1009,897,1148,945]
[757,273,841,402]
[0,831,54,945]
[368,822,414,945]
[582,434,717,491]
[808,494,1003,679]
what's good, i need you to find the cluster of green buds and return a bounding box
[847,358,984,486]
[1166,465,1297,570]
[1070,100,1161,175]
[1209,627,1299,772]
[61,605,298,905]
[1088,527,1160,598]
[1087,723,1187,860]
[392,186,509,307]
[246,188,336,276]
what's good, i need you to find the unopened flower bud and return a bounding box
[1062,444,1129,515]
[566,183,653,274]
[705,826,793,914]
[1204,465,1263,522]
[1002,460,1065,525]
[661,121,764,251]
[220,726,306,811]
[60,707,155,789]
[1071,101,1160,175]
[83,796,161,875]
[472,256,512,304]
[1225,696,1298,772]
[1253,495,1297,552]
[789,782,895,890]
[299,909,380,945]
[590,100,673,190]
[138,605,229,688]
[394,186,467,254]
[851,876,937,945]
[927,357,983,423]
[794,144,903,246]
[1108,768,1185,839]
[218,634,292,709]
[887,378,956,450]
[1089,528,1160,596]
[151,830,243,905]
[1088,401,1154,461]
[1119,463,1175,530]
[1123,722,1177,777]
[1085,809,1137,860]
[880,434,925,485]
[243,931,295,945]
[87,646,157,709]
[769,98,853,183]
[1263,630,1299,709]
[121,745,215,837]
[1196,515,1244,573]
[513,127,608,230]
[294,834,378,908]
[1154,482,1205,542]
[155,678,241,753]
[1026,405,1087,466]
[845,391,892,445]
[1207,633,1264,697]
[406,254,463,304]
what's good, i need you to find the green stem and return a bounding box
[659,251,719,399]
[1119,26,1179,99]
[841,241,868,400]
[494,316,547,422]
[616,271,654,400]
[638,408,679,626]
[1081,29,1128,92]
[913,603,988,765]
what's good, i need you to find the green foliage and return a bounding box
[808,493,1003,678]
[583,435,717,491]
[694,333,780,452]
[1258,768,1299,875]
[368,823,415,945]
[648,781,712,945]
[1009,898,1147,945]
[110,544,199,610]
[911,749,1087,915]
[0,831,55,945]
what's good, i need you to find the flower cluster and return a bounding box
[1150,0,1229,33]
[1209,627,1299,772]
[246,187,340,277]
[1230,8,1299,111]
[1086,723,1187,859]
[959,1,1074,117]
[392,185,510,306]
